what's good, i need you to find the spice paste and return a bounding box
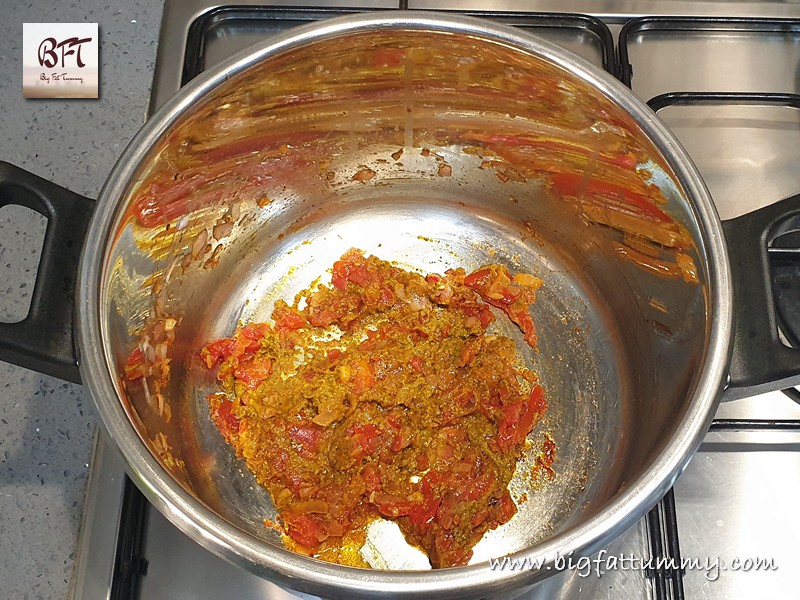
[202,249,547,568]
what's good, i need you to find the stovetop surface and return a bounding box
[70,2,800,599]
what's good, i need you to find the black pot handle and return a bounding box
[0,162,94,384]
[722,192,800,400]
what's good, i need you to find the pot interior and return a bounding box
[97,21,713,577]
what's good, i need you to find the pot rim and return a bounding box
[76,11,731,598]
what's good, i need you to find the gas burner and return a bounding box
[70,4,800,600]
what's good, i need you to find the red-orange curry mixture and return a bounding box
[201,249,548,568]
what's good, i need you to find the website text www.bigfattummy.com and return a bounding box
[488,551,778,581]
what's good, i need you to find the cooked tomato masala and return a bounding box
[201,249,547,568]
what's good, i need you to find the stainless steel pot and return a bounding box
[2,11,800,600]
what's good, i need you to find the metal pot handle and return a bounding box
[722,192,800,400]
[0,162,94,383]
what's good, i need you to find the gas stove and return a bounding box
[69,2,800,599]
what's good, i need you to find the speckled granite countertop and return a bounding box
[0,3,162,598]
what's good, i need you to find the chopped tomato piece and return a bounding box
[349,359,375,394]
[528,383,547,415]
[233,355,272,389]
[331,259,350,290]
[496,384,546,452]
[288,422,325,459]
[240,322,272,342]
[510,306,538,349]
[471,509,490,528]
[409,477,441,530]
[464,264,539,348]
[459,302,495,329]
[463,469,496,502]
[201,338,235,368]
[362,464,382,491]
[272,300,307,331]
[347,263,373,288]
[374,493,416,518]
[282,512,327,550]
[209,395,240,444]
[391,429,412,452]
[495,491,517,523]
[462,268,490,288]
[460,339,482,366]
[350,423,379,455]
